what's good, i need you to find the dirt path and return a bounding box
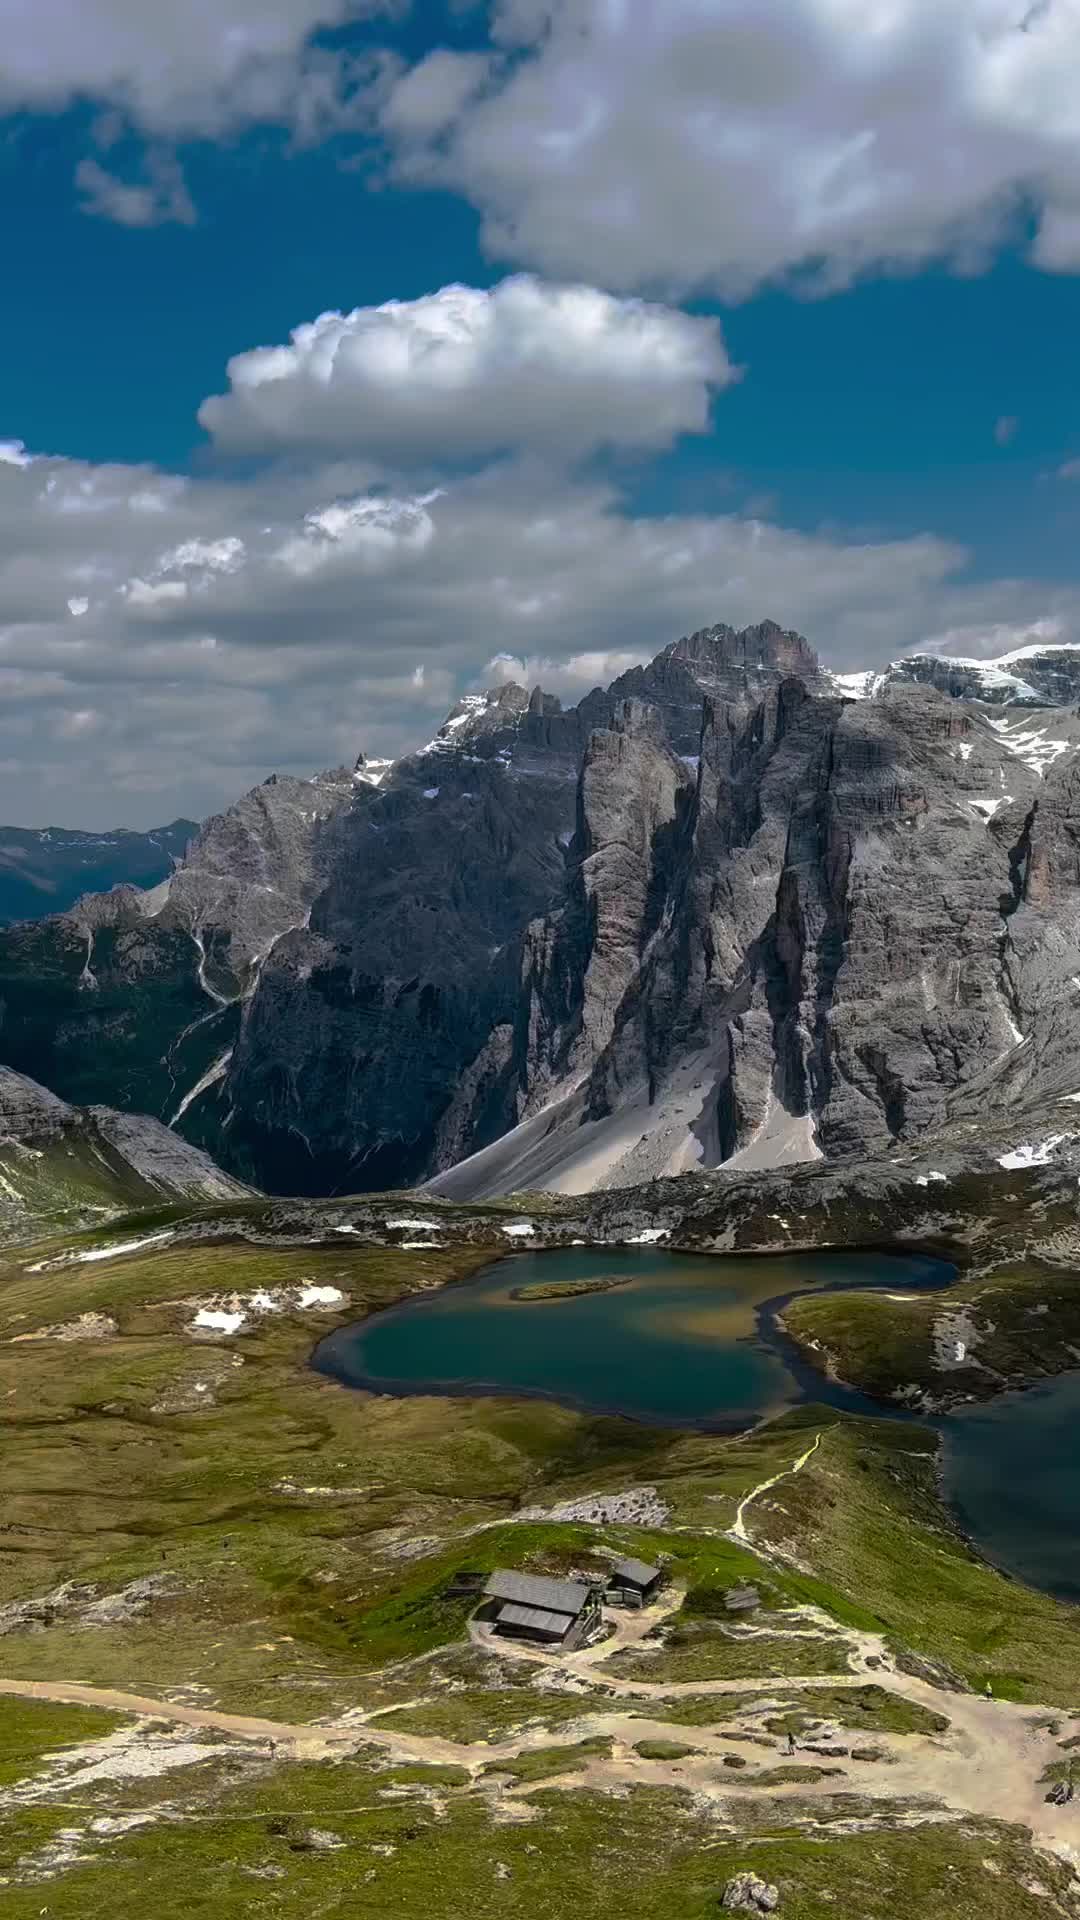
[5,1448,1079,1874]
[0,1678,363,1760]
[5,1634,1080,1864]
[731,1429,822,1544]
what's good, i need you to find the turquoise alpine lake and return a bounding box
[313,1245,952,1429]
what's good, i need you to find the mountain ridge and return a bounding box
[0,819,196,926]
[3,616,1080,1199]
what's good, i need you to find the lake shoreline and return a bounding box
[311,1246,955,1436]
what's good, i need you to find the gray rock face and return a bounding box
[0,1065,69,1143]
[0,766,355,1128]
[0,1061,248,1241]
[4,619,1080,1199]
[86,1103,252,1200]
[435,672,1041,1196]
[221,730,576,1190]
[516,698,695,1115]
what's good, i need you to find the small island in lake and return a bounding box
[510,1274,635,1303]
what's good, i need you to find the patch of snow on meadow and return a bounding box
[193,1307,247,1335]
[502,1221,536,1238]
[27,1229,175,1274]
[624,1227,669,1243]
[188,1284,349,1337]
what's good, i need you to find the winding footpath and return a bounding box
[3,1626,1079,1865]
[3,1435,1079,1870]
[731,1429,823,1544]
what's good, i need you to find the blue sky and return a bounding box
[1,1,1080,824]
[6,108,1080,577]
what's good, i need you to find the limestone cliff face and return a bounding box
[515,698,694,1117]
[220,732,576,1191]
[432,676,1044,1196]
[4,617,1080,1198]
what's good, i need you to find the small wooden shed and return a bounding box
[608,1557,663,1607]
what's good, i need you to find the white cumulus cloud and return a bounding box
[198,276,737,461]
[0,0,399,139]
[0,435,1077,827]
[381,0,1080,293]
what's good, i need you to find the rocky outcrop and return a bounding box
[0,1062,249,1241]
[0,1065,69,1144]
[721,1873,780,1914]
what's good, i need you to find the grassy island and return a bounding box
[510,1273,635,1303]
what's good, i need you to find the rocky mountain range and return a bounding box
[0,819,195,926]
[3,619,1080,1200]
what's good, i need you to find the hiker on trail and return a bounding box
[984,1681,993,1699]
[787,1732,796,1756]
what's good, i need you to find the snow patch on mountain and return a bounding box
[986,716,1074,778]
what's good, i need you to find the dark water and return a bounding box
[942,1374,1080,1604]
[313,1245,953,1429]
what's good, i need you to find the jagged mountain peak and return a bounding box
[412,618,823,771]
[666,617,820,682]
[10,604,1080,1204]
[353,751,394,788]
[417,680,535,757]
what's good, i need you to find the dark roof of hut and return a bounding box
[496,1601,575,1636]
[611,1558,661,1588]
[484,1570,592,1615]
